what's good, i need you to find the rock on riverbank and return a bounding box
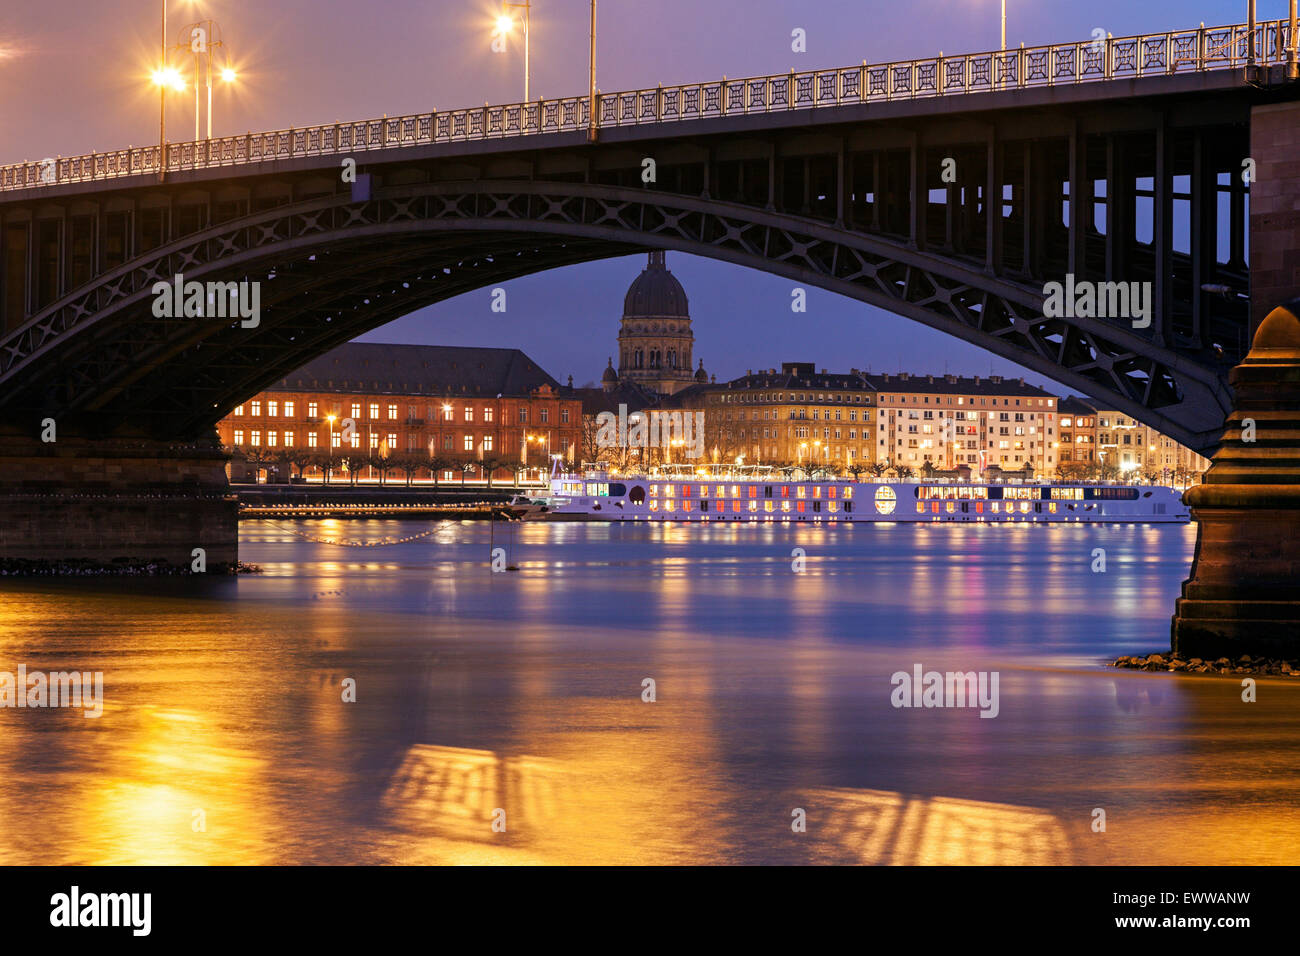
[1112,652,1300,676]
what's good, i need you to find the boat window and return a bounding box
[1085,487,1140,500]
[628,485,646,504]
[609,483,626,497]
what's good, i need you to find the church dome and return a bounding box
[602,358,619,383]
[695,359,709,383]
[623,251,689,318]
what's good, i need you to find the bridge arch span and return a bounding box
[0,180,1228,446]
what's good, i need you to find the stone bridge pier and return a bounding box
[0,431,238,571]
[1172,298,1300,658]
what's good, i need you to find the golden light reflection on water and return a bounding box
[3,521,1299,865]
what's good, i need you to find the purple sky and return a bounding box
[0,0,1255,390]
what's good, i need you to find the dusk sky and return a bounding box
[0,0,1259,389]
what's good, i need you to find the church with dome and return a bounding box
[600,251,708,396]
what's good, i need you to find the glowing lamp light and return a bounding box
[152,67,186,91]
[495,14,514,34]
[220,67,238,83]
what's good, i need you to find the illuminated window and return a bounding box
[369,433,379,450]
[732,500,741,513]
[250,430,261,446]
[387,404,397,420]
[483,435,494,452]
[797,486,806,499]
[308,432,318,448]
[351,403,362,419]
[387,433,397,450]
[796,500,805,513]
[332,433,342,448]
[781,500,791,512]
[233,429,244,445]
[284,431,294,448]
[284,401,295,417]
[251,401,262,416]
[464,406,473,422]
[234,405,245,416]
[369,403,379,420]
[748,485,757,498]
[463,435,474,451]
[764,501,774,512]
[484,407,494,423]
[307,402,317,418]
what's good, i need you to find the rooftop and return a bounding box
[266,343,563,397]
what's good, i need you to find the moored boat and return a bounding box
[538,465,1188,523]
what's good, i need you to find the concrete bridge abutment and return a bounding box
[0,432,238,572]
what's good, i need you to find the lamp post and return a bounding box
[1000,0,1006,52]
[496,1,531,101]
[588,0,597,141]
[325,414,337,484]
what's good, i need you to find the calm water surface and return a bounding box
[3,519,1299,865]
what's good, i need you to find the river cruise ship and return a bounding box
[533,465,1189,523]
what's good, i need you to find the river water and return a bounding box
[2,519,1298,865]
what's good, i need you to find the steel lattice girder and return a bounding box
[0,180,1232,447]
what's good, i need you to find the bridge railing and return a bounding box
[1,20,1290,192]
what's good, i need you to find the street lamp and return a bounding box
[173,18,236,140]
[495,1,532,101]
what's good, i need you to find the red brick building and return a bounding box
[216,343,582,484]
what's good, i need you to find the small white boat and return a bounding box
[505,494,550,520]
[538,466,1189,524]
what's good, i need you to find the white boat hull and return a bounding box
[541,477,1190,524]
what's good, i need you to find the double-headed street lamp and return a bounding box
[172,18,237,141]
[151,1,238,183]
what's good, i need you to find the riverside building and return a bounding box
[215,343,582,483]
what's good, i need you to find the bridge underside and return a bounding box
[2,80,1295,452]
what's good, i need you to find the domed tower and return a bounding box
[617,251,699,395]
[601,357,619,392]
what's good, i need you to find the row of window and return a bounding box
[878,396,1055,408]
[648,499,851,514]
[646,484,853,500]
[233,401,570,424]
[231,430,503,452]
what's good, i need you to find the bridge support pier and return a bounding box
[1171,298,1300,658]
[0,433,238,572]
